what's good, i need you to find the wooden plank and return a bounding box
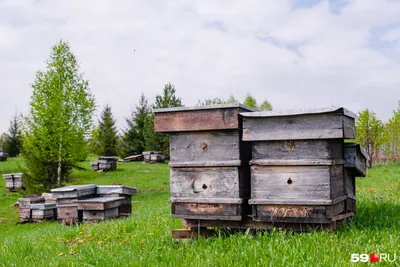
[19,208,31,219]
[30,203,56,210]
[240,107,357,118]
[250,159,344,166]
[154,106,252,132]
[57,204,79,219]
[51,185,97,199]
[343,116,356,139]
[77,197,124,211]
[252,204,329,223]
[326,201,345,218]
[249,199,332,205]
[250,165,331,201]
[82,207,119,220]
[242,113,353,141]
[169,160,242,168]
[170,197,243,204]
[252,140,343,160]
[330,165,345,199]
[344,168,356,198]
[173,203,239,216]
[96,185,137,196]
[170,131,241,163]
[170,167,247,199]
[344,143,367,177]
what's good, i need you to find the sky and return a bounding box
[1,0,400,133]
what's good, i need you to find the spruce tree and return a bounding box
[98,105,118,156]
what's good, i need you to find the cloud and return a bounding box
[0,0,400,134]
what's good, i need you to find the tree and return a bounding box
[197,95,238,106]
[2,113,23,157]
[98,105,118,156]
[244,93,257,108]
[23,40,96,192]
[0,133,8,151]
[259,100,273,111]
[87,128,101,155]
[120,94,150,157]
[384,101,400,161]
[144,83,183,157]
[356,109,386,167]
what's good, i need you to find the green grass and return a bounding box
[0,157,399,266]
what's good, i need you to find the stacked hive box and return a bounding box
[97,185,137,216]
[91,157,118,171]
[143,151,165,163]
[51,185,97,224]
[2,173,24,192]
[77,197,125,222]
[344,143,368,213]
[154,104,255,221]
[241,107,358,228]
[18,196,45,221]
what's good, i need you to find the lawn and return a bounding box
[0,157,399,267]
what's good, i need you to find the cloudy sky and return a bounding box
[1,0,400,133]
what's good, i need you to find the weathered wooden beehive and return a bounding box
[343,143,368,213]
[241,107,357,228]
[0,151,8,161]
[2,173,24,192]
[30,203,57,221]
[98,156,118,171]
[143,151,165,163]
[51,184,97,224]
[154,104,255,221]
[18,196,45,221]
[77,197,125,221]
[97,185,137,216]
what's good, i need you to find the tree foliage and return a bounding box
[197,95,238,106]
[144,83,182,157]
[258,100,273,111]
[120,94,150,157]
[2,113,23,157]
[243,93,257,108]
[384,101,400,161]
[355,109,386,167]
[97,105,119,156]
[23,40,96,193]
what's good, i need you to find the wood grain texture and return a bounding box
[172,203,242,221]
[250,159,344,166]
[82,207,119,220]
[252,205,330,223]
[155,107,248,132]
[243,113,354,141]
[330,165,345,199]
[77,197,124,211]
[57,205,79,219]
[96,185,137,196]
[250,165,331,201]
[252,140,343,160]
[169,131,241,163]
[344,143,367,177]
[170,167,249,200]
[51,185,97,199]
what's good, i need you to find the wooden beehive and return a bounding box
[0,151,8,161]
[52,185,97,224]
[143,151,165,163]
[2,173,24,192]
[343,143,368,213]
[30,203,56,220]
[241,107,357,226]
[154,104,256,221]
[77,197,124,221]
[97,156,118,171]
[97,185,137,216]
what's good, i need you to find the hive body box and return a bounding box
[241,107,357,224]
[2,173,24,192]
[77,197,124,221]
[52,185,97,223]
[97,185,137,216]
[154,104,256,221]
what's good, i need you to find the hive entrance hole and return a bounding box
[287,178,293,185]
[202,184,208,189]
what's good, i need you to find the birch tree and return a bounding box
[23,40,95,192]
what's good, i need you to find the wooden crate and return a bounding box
[154,104,255,221]
[0,151,8,161]
[241,107,356,225]
[143,151,165,163]
[98,156,118,171]
[90,162,99,171]
[97,185,137,215]
[57,204,81,220]
[77,197,124,221]
[18,196,45,209]
[344,143,368,177]
[3,173,24,192]
[30,203,56,220]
